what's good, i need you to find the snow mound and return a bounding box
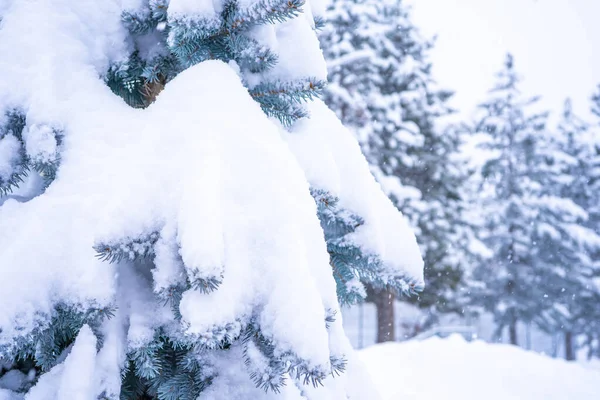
[360,335,600,400]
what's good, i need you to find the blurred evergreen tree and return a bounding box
[577,88,600,359]
[469,54,548,345]
[467,55,600,347]
[532,99,600,359]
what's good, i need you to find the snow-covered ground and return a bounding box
[360,335,600,400]
[343,302,572,357]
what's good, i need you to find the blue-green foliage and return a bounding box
[0,111,27,195]
[313,189,422,306]
[94,232,160,264]
[249,80,326,127]
[0,110,61,196]
[119,334,214,400]
[95,232,222,322]
[95,232,223,294]
[0,304,113,375]
[116,294,335,398]
[91,231,340,398]
[114,321,345,399]
[242,323,346,392]
[312,15,326,31]
[109,0,324,126]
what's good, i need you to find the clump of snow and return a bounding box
[0,390,22,400]
[0,134,20,181]
[308,0,328,19]
[287,100,424,286]
[0,371,26,392]
[269,8,328,83]
[22,124,58,164]
[202,340,381,400]
[94,312,126,399]
[360,335,600,400]
[26,326,97,400]
[200,346,305,400]
[56,325,97,399]
[169,0,223,17]
[167,0,222,32]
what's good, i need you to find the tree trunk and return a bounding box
[508,318,518,346]
[565,331,575,361]
[374,288,395,343]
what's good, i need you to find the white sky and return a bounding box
[407,0,600,121]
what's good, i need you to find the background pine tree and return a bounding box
[469,54,552,345]
[532,99,600,359]
[577,88,600,358]
[468,58,600,352]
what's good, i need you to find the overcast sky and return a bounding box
[406,0,600,122]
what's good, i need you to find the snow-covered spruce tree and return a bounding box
[320,0,472,340]
[469,54,554,346]
[0,0,423,399]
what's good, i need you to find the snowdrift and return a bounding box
[360,335,600,400]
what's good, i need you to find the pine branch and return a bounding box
[329,249,365,305]
[262,102,308,127]
[94,232,159,263]
[249,79,325,105]
[223,0,305,33]
[171,25,276,74]
[286,354,328,387]
[329,355,347,377]
[225,34,278,73]
[120,362,151,399]
[188,274,222,294]
[157,284,186,321]
[0,111,26,195]
[191,321,244,349]
[325,309,337,328]
[149,0,169,22]
[242,325,287,393]
[0,113,61,196]
[243,324,340,392]
[0,304,114,374]
[141,55,178,84]
[312,187,422,303]
[106,53,180,108]
[125,336,215,400]
[0,166,28,197]
[168,17,222,45]
[313,15,326,32]
[249,79,325,125]
[122,10,157,35]
[130,339,164,380]
[30,157,60,189]
[106,58,148,108]
[0,110,26,138]
[169,34,231,69]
